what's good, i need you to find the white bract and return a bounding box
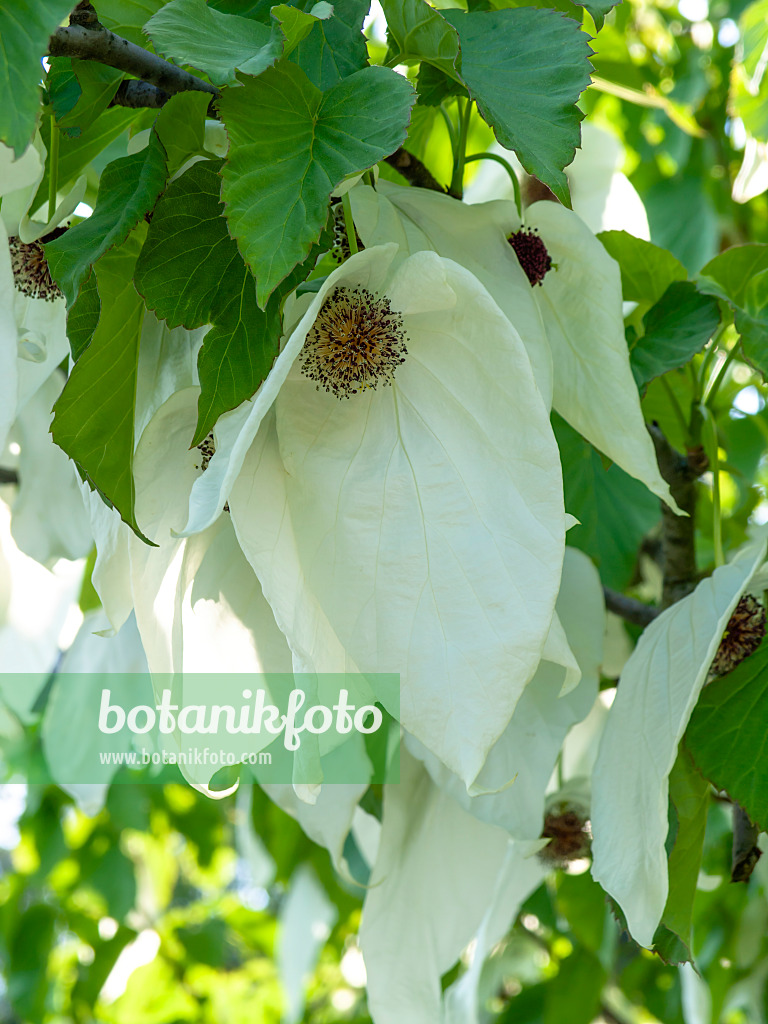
[80,314,208,635]
[0,495,84,712]
[349,181,678,512]
[3,371,92,566]
[405,545,603,838]
[172,244,565,786]
[733,134,768,203]
[359,747,545,1024]
[591,532,768,947]
[42,610,150,813]
[277,865,338,1024]
[441,841,548,1024]
[0,137,86,452]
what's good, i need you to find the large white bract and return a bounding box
[591,532,768,947]
[163,243,566,786]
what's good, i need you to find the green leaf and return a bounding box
[641,368,694,453]
[288,0,370,89]
[381,0,461,79]
[543,947,607,1024]
[153,89,210,177]
[697,244,768,309]
[134,160,283,445]
[56,59,123,139]
[554,412,660,590]
[8,904,56,1021]
[415,62,467,106]
[686,637,768,832]
[645,176,719,275]
[630,282,720,389]
[730,0,768,142]
[210,0,270,12]
[67,269,101,361]
[598,230,687,307]
[573,0,621,31]
[651,924,692,966]
[0,0,74,154]
[194,295,282,447]
[442,8,593,207]
[652,747,709,962]
[51,227,152,543]
[98,0,168,45]
[45,131,168,306]
[697,246,768,380]
[46,57,81,121]
[555,872,607,954]
[219,61,415,306]
[737,314,768,379]
[34,106,139,223]
[145,0,323,86]
[733,267,768,379]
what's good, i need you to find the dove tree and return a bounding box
[2,0,768,1021]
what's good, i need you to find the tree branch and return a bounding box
[648,423,703,610]
[110,78,171,109]
[48,25,219,101]
[603,587,659,627]
[385,148,457,196]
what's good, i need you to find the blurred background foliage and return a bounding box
[1,777,767,1023]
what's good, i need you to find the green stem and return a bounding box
[703,407,724,567]
[364,169,376,189]
[47,115,60,223]
[660,375,690,445]
[465,151,522,215]
[340,191,358,257]
[449,98,473,199]
[697,323,727,401]
[705,342,739,407]
[383,52,406,68]
[438,104,458,159]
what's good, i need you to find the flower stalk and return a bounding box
[47,116,60,224]
[340,192,359,257]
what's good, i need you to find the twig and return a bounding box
[48,25,219,101]
[110,79,171,109]
[603,587,659,627]
[385,147,456,196]
[731,804,762,882]
[0,468,19,486]
[648,423,703,610]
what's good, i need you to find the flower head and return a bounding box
[710,593,766,676]
[157,244,566,786]
[464,120,651,241]
[508,227,552,286]
[300,285,407,397]
[349,180,679,512]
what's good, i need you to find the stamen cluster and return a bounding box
[538,807,592,866]
[301,286,408,399]
[9,236,63,302]
[195,433,216,473]
[508,227,552,287]
[195,432,229,511]
[710,593,766,677]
